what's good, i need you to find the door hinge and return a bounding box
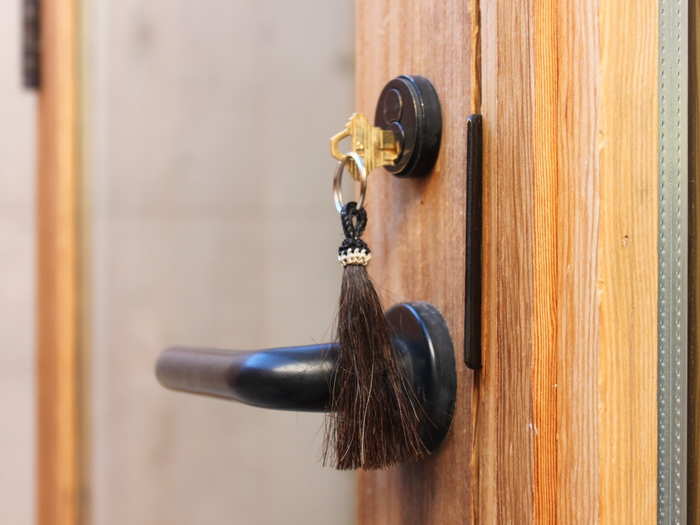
[22,0,40,89]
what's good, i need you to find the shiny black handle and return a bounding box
[156,344,336,411]
[156,302,456,452]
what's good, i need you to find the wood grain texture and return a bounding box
[356,2,474,524]
[37,0,85,524]
[531,1,560,521]
[479,1,536,522]
[597,0,658,521]
[356,0,658,523]
[544,1,601,522]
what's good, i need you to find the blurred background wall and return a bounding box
[85,1,355,524]
[0,2,36,524]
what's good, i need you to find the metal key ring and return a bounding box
[333,151,367,213]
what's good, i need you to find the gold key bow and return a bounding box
[330,113,400,181]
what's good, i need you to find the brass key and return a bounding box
[330,113,400,181]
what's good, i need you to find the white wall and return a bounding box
[0,2,36,524]
[86,1,356,524]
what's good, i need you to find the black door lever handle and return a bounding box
[157,343,336,412]
[156,302,456,453]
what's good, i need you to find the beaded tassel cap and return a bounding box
[323,202,427,470]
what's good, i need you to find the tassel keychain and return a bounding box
[323,151,427,470]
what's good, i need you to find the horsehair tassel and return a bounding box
[323,201,428,470]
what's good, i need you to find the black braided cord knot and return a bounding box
[338,202,371,266]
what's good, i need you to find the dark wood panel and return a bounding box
[356,1,474,523]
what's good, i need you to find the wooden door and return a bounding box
[356,1,659,523]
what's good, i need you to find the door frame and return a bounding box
[35,1,87,524]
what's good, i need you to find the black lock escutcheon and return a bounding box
[374,75,442,178]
